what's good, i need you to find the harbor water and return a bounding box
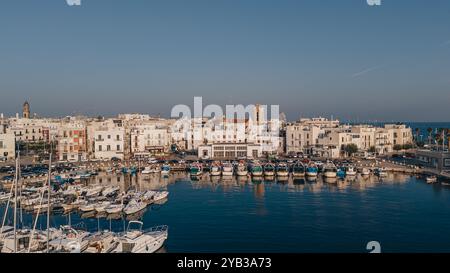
[2,172,450,253]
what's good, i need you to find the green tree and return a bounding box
[393,144,403,151]
[368,146,376,153]
[343,144,358,157]
[402,143,413,150]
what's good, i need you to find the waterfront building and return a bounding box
[93,120,125,160]
[198,143,261,160]
[56,119,88,162]
[286,117,339,156]
[130,124,170,157]
[286,118,413,158]
[0,125,15,160]
[384,124,413,146]
[416,149,450,172]
[9,118,45,143]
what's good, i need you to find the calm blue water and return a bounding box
[2,172,450,253]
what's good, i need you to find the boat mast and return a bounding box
[46,137,53,252]
[13,147,20,253]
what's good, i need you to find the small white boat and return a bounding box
[250,162,263,176]
[189,163,203,176]
[105,203,124,214]
[160,164,171,175]
[71,198,88,210]
[221,162,234,176]
[236,162,248,176]
[276,163,290,177]
[141,167,153,174]
[292,162,306,177]
[323,162,338,178]
[306,163,318,177]
[79,203,96,213]
[426,176,437,184]
[48,226,90,253]
[95,201,112,213]
[124,199,147,215]
[0,192,12,202]
[112,222,168,253]
[263,163,275,177]
[83,231,119,253]
[102,186,120,197]
[152,191,169,202]
[85,185,103,198]
[63,185,84,196]
[210,163,221,176]
[345,165,357,176]
[374,167,388,177]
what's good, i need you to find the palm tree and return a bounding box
[447,128,450,151]
[427,127,433,145]
[414,128,420,146]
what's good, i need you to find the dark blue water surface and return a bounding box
[2,172,450,253]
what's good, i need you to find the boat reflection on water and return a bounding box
[251,176,263,184]
[324,177,337,184]
[126,209,147,222]
[293,178,305,185]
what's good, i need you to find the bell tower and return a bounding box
[23,101,30,119]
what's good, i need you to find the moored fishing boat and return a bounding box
[292,162,306,177]
[345,165,357,176]
[250,162,263,176]
[189,163,203,177]
[323,162,338,178]
[160,164,171,175]
[221,162,233,176]
[426,176,437,184]
[263,163,275,177]
[306,162,318,177]
[374,167,387,177]
[276,163,290,177]
[236,161,248,176]
[210,162,221,176]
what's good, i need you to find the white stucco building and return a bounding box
[93,122,125,160]
[0,125,15,160]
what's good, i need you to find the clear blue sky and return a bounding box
[0,0,449,122]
